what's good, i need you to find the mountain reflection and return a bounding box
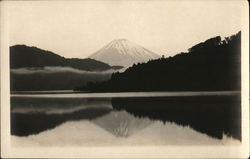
[11,94,241,142]
[111,95,241,140]
[93,111,153,137]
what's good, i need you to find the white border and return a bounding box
[1,0,249,158]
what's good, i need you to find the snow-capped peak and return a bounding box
[89,39,160,66]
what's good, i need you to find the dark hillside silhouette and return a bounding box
[77,31,241,92]
[10,45,123,71]
[10,45,123,91]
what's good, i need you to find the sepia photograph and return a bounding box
[1,0,249,158]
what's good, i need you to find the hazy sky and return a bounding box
[8,0,242,58]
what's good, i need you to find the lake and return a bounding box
[10,91,241,146]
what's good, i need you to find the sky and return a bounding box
[8,0,242,58]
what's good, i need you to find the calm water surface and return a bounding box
[11,91,241,146]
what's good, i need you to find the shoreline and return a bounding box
[10,90,241,98]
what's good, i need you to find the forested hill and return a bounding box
[10,45,123,71]
[77,31,241,92]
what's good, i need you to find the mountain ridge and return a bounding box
[10,45,123,71]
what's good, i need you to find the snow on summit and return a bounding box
[89,39,160,66]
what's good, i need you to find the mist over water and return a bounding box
[10,67,117,91]
[11,66,117,74]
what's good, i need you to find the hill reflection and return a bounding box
[111,95,241,140]
[11,97,112,136]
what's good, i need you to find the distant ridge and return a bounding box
[89,39,160,66]
[10,45,123,71]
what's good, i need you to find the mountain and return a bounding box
[77,31,241,92]
[89,39,160,66]
[10,45,123,71]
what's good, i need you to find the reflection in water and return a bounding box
[11,119,240,146]
[112,95,241,140]
[11,93,241,146]
[11,108,112,136]
[93,111,153,137]
[11,97,112,136]
[11,97,112,114]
